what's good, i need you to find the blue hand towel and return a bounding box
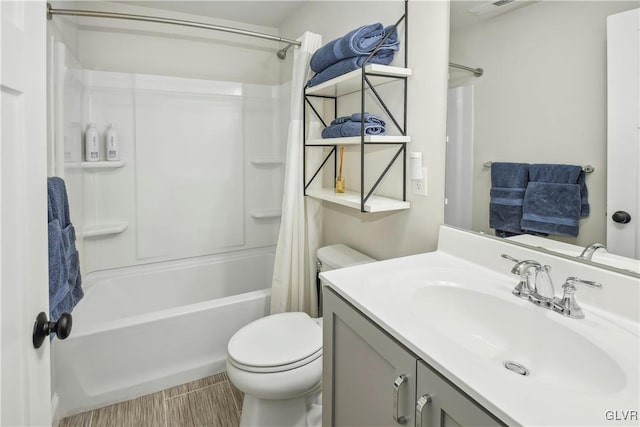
[521,182,581,237]
[489,162,529,236]
[308,50,395,88]
[528,163,589,216]
[310,23,399,73]
[48,177,83,322]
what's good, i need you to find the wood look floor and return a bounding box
[60,372,244,427]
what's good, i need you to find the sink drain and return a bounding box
[503,360,529,376]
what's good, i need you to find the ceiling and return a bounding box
[450,0,539,30]
[114,1,538,32]
[117,1,308,28]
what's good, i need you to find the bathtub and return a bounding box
[52,247,273,417]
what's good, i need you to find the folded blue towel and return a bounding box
[310,23,399,73]
[321,121,386,138]
[48,177,83,322]
[308,50,395,87]
[529,164,589,216]
[331,113,386,126]
[489,162,529,236]
[521,182,581,236]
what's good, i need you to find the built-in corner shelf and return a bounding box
[250,210,282,219]
[306,188,410,213]
[82,222,128,238]
[250,158,284,166]
[81,160,126,169]
[306,135,411,146]
[305,64,412,97]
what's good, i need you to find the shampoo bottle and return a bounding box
[105,123,119,161]
[84,123,99,161]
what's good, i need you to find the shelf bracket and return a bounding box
[363,145,405,206]
[304,96,330,128]
[364,74,405,135]
[304,146,336,191]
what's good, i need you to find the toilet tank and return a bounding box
[317,244,375,272]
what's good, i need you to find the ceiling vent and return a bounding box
[468,0,517,16]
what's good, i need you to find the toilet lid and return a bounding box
[228,312,322,369]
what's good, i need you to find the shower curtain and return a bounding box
[271,31,323,317]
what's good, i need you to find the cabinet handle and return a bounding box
[415,393,432,427]
[393,374,408,424]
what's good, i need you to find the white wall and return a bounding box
[279,0,450,260]
[449,1,637,246]
[74,1,282,84]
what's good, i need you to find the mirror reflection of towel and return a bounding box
[489,162,529,236]
[520,164,589,237]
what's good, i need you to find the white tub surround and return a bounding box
[320,226,639,426]
[52,247,274,418]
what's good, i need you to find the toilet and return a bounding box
[226,244,375,427]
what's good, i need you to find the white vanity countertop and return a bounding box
[320,226,640,427]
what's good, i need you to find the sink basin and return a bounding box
[412,283,628,395]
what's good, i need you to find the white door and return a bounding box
[1,1,52,426]
[606,8,640,259]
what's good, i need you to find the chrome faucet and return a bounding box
[578,243,607,261]
[509,259,541,298]
[502,254,603,319]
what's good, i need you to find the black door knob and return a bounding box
[32,312,72,349]
[612,211,631,224]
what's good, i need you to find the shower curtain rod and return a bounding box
[46,3,301,49]
[449,62,484,77]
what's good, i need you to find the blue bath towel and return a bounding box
[310,23,399,73]
[521,182,582,237]
[321,121,386,138]
[322,113,387,138]
[489,162,529,236]
[332,113,386,126]
[48,177,83,322]
[308,49,395,87]
[49,219,71,322]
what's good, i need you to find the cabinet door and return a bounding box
[323,288,417,427]
[415,361,504,427]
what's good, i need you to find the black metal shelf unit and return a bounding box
[303,0,409,213]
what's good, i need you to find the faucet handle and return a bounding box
[554,277,603,319]
[563,277,603,290]
[501,253,520,263]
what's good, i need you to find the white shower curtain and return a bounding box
[271,32,323,317]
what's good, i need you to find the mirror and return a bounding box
[446,0,639,275]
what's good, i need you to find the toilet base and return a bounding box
[239,390,322,427]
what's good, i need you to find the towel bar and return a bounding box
[482,161,594,173]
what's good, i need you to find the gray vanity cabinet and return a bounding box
[415,361,503,427]
[323,287,506,427]
[323,288,417,426]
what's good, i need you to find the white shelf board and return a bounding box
[306,135,410,146]
[305,64,412,97]
[82,222,128,238]
[250,210,282,219]
[81,160,126,169]
[306,188,409,212]
[250,158,284,166]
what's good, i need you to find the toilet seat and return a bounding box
[227,312,322,374]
